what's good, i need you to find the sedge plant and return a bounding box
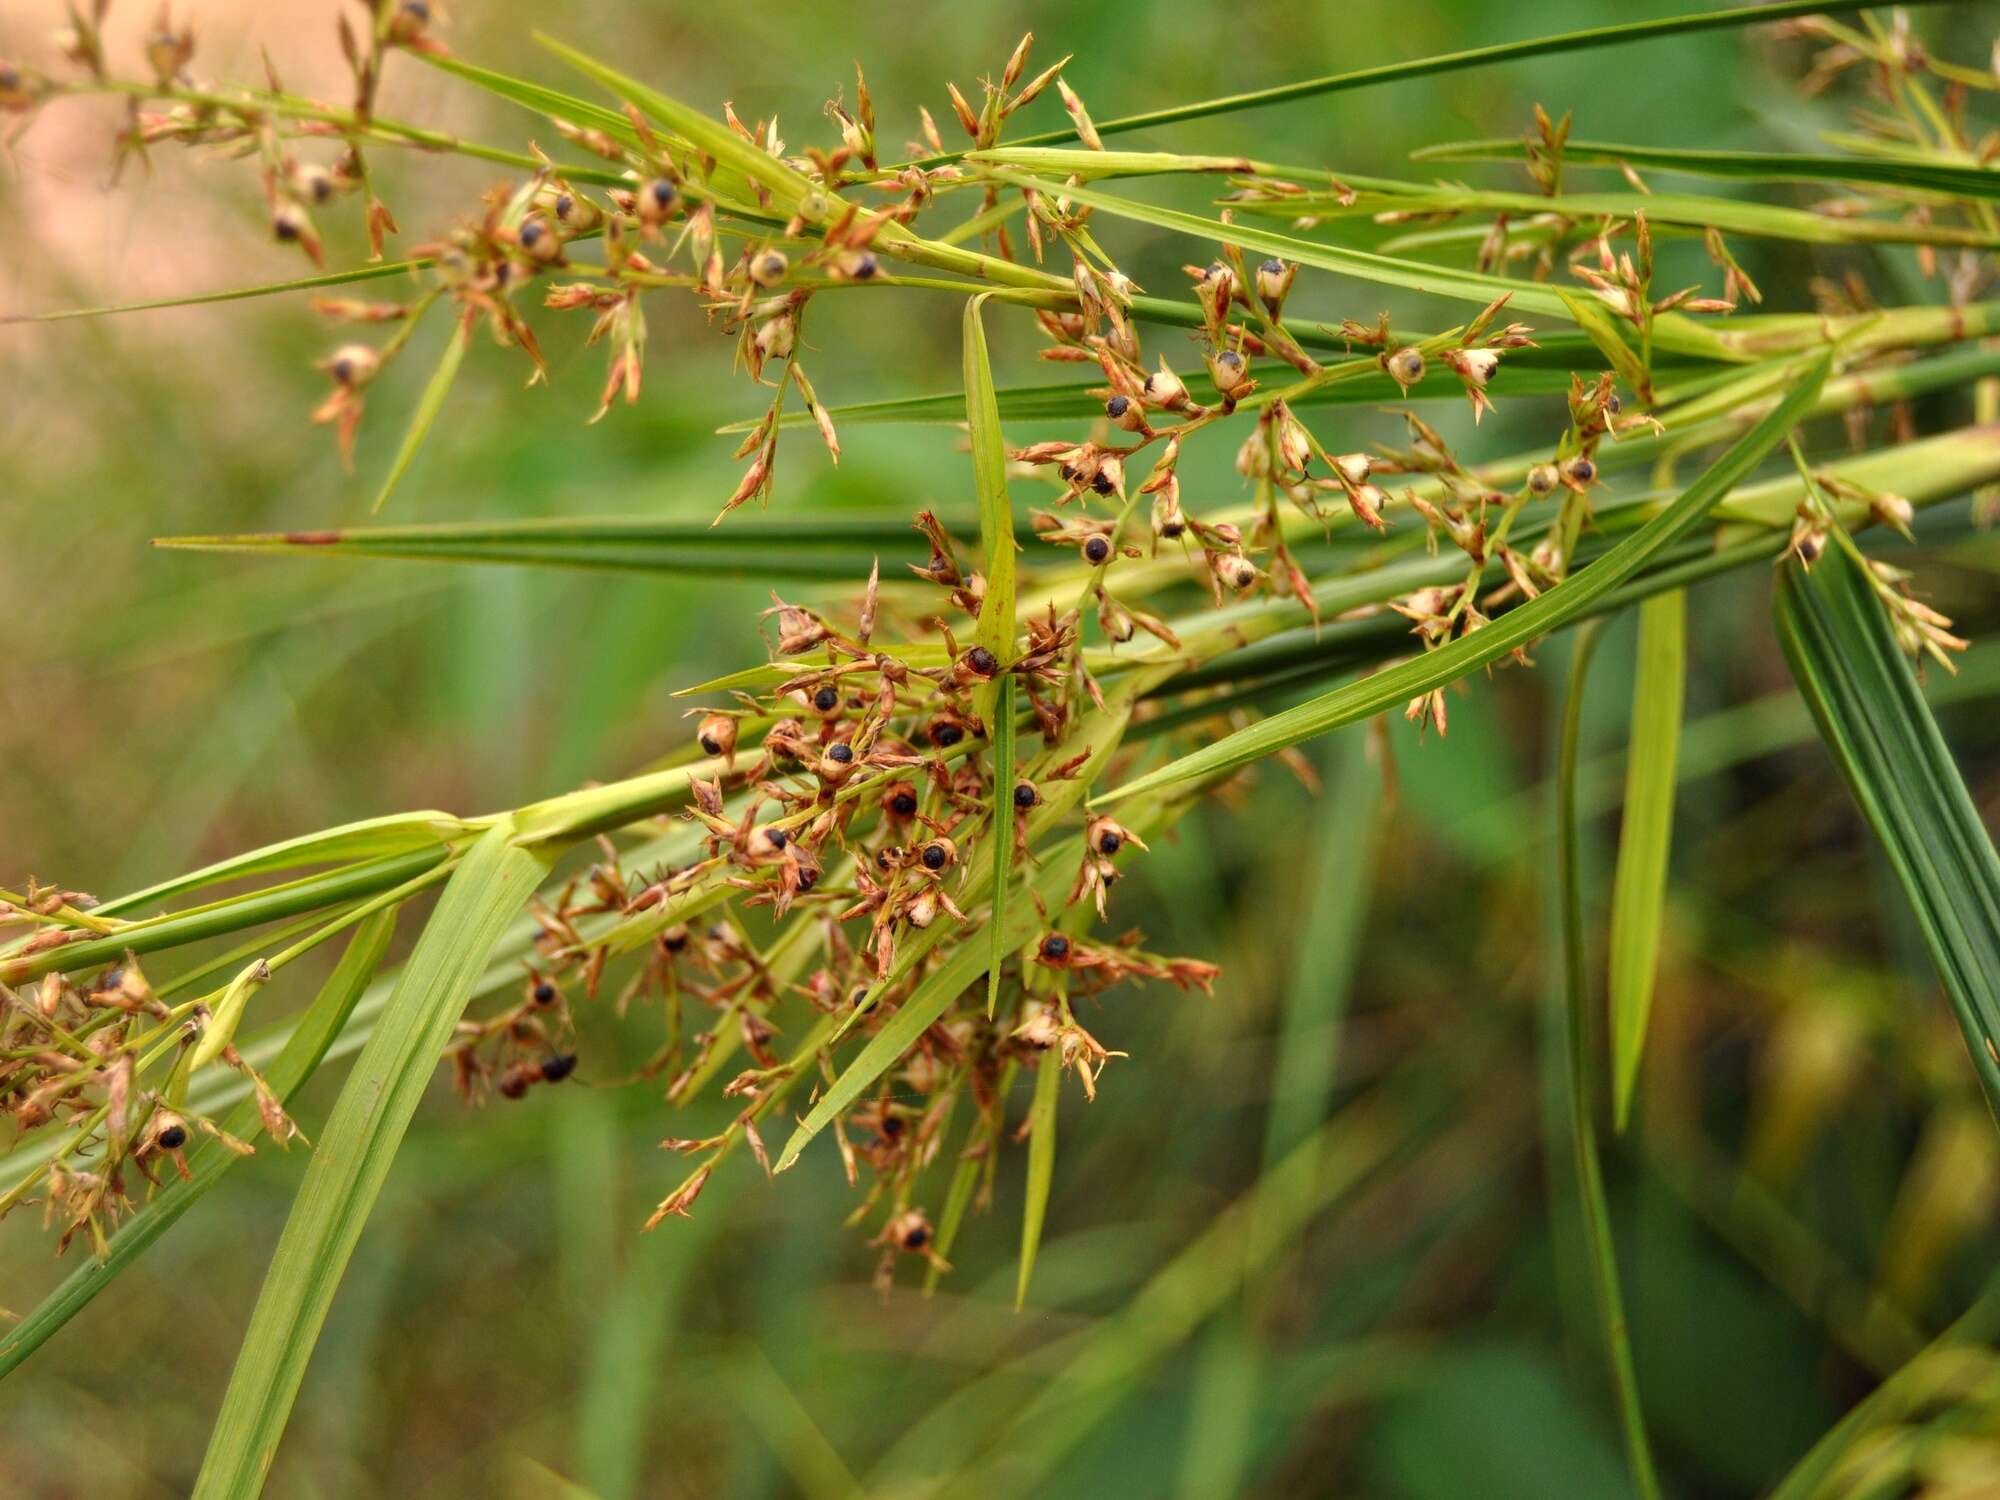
[4,2,2000,1495]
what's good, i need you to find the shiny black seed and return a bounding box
[966,646,997,676]
[813,685,840,712]
[921,843,948,870]
[157,1124,188,1150]
[532,981,556,1005]
[1040,934,1070,960]
[1098,830,1122,855]
[828,743,854,763]
[933,722,963,747]
[1083,536,1110,564]
[541,1053,577,1083]
[904,1223,930,1248]
[1106,394,1129,418]
[1091,470,1115,495]
[764,827,788,849]
[890,792,917,816]
[1013,782,1038,808]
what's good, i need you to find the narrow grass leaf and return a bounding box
[418,52,644,151]
[1607,589,1685,1132]
[1774,546,2000,1118]
[190,821,549,1500]
[965,293,1017,712]
[987,675,1017,1017]
[1095,352,1830,808]
[2,261,428,325]
[1237,184,2000,249]
[0,908,395,1380]
[1413,137,2000,202]
[1560,290,1655,395]
[1016,1052,1061,1311]
[898,0,1949,164]
[533,32,816,210]
[371,310,470,514]
[1556,623,1664,1500]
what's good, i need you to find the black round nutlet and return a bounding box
[532,981,557,1006]
[541,1053,578,1083]
[932,721,964,747]
[1013,782,1038,809]
[828,742,855,763]
[966,646,997,676]
[1039,934,1070,961]
[157,1124,188,1150]
[1097,830,1122,855]
[920,842,948,870]
[1105,395,1129,418]
[890,791,918,817]
[812,685,840,712]
[1083,535,1111,564]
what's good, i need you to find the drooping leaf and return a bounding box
[1607,589,1686,1131]
[0,908,395,1380]
[1094,351,1830,807]
[1554,623,1664,1500]
[1016,1050,1061,1311]
[1774,545,2000,1120]
[190,821,550,1500]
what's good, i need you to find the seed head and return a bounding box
[1206,348,1252,400]
[323,344,381,388]
[696,712,738,759]
[1385,346,1426,390]
[1526,463,1560,497]
[1220,553,1261,591]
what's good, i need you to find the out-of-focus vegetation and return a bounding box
[5,2,2000,1497]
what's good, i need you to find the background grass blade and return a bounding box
[1016,1052,1061,1310]
[1607,589,1686,1132]
[1095,352,1829,808]
[1556,623,1664,1500]
[899,0,1948,163]
[190,821,550,1500]
[371,309,471,514]
[1774,546,2000,1119]
[0,908,395,1380]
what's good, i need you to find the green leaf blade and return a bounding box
[191,821,550,1500]
[1774,547,2000,1118]
[371,309,471,514]
[1016,1053,1061,1311]
[1607,589,1686,1131]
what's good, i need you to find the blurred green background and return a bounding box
[5,2,2000,1496]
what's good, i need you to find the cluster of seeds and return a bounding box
[2,5,1987,1280]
